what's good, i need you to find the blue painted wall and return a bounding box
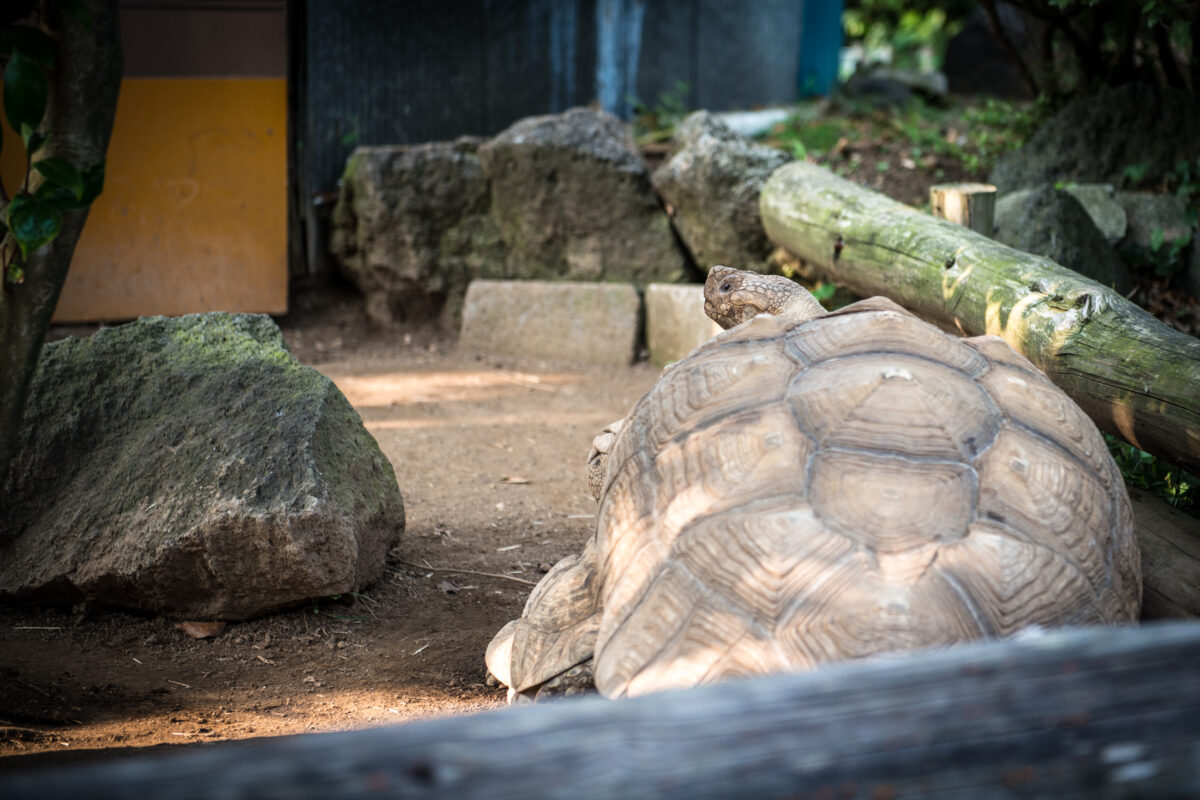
[797,0,843,96]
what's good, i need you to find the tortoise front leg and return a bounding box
[587,418,626,501]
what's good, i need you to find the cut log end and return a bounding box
[930,182,998,236]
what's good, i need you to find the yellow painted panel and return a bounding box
[2,78,288,322]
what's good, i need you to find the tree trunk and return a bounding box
[0,1,122,494]
[3,623,1199,799]
[761,160,1200,476]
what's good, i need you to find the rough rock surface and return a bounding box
[0,314,405,620]
[989,84,1200,193]
[1062,184,1127,244]
[993,186,1132,293]
[1116,192,1194,251]
[652,111,791,273]
[478,108,690,285]
[329,137,504,328]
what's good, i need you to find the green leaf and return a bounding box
[4,51,48,141]
[25,130,47,155]
[53,0,93,30]
[33,157,83,199]
[34,181,76,205]
[1150,226,1165,252]
[46,160,104,209]
[0,25,56,68]
[7,194,63,257]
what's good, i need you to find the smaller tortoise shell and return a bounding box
[508,300,1141,699]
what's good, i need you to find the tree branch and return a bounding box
[979,0,1042,97]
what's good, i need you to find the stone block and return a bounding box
[645,283,722,367]
[460,280,641,366]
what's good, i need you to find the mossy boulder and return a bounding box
[478,108,690,284]
[329,137,505,328]
[652,111,791,273]
[993,186,1133,294]
[0,313,405,620]
[989,83,1200,194]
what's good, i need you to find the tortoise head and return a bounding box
[704,265,827,330]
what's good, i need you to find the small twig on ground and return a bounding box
[392,560,537,587]
[13,626,63,631]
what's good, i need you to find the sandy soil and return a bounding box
[0,289,661,772]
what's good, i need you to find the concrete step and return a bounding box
[459,280,641,366]
[645,283,722,367]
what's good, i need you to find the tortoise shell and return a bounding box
[504,299,1141,699]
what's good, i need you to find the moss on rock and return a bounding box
[0,313,405,619]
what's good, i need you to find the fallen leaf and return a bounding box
[175,621,227,639]
[438,580,460,594]
[499,476,531,485]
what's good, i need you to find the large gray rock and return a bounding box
[478,108,690,285]
[0,314,405,620]
[1116,191,1196,289]
[993,186,1133,293]
[1062,184,1126,244]
[330,138,505,328]
[652,111,791,273]
[990,84,1200,194]
[1116,192,1193,251]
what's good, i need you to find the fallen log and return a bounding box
[1132,489,1200,618]
[3,623,1200,799]
[761,161,1200,476]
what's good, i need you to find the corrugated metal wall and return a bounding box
[293,0,805,276]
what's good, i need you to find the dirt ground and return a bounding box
[0,288,662,772]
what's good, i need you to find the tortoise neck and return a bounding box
[776,289,828,324]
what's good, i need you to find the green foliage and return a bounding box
[843,0,973,71]
[770,97,1048,180]
[630,80,690,145]
[1106,433,1198,511]
[1119,157,1200,278]
[0,1,104,285]
[995,1,1198,100]
[1167,157,1200,225]
[1122,162,1151,186]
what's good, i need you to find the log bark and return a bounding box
[761,160,1200,476]
[929,181,997,235]
[1132,489,1200,619]
[3,623,1200,799]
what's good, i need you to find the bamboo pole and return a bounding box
[761,160,1200,476]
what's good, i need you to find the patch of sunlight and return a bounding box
[323,369,570,407]
[364,412,602,432]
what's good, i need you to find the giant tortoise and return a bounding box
[487,266,1141,701]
